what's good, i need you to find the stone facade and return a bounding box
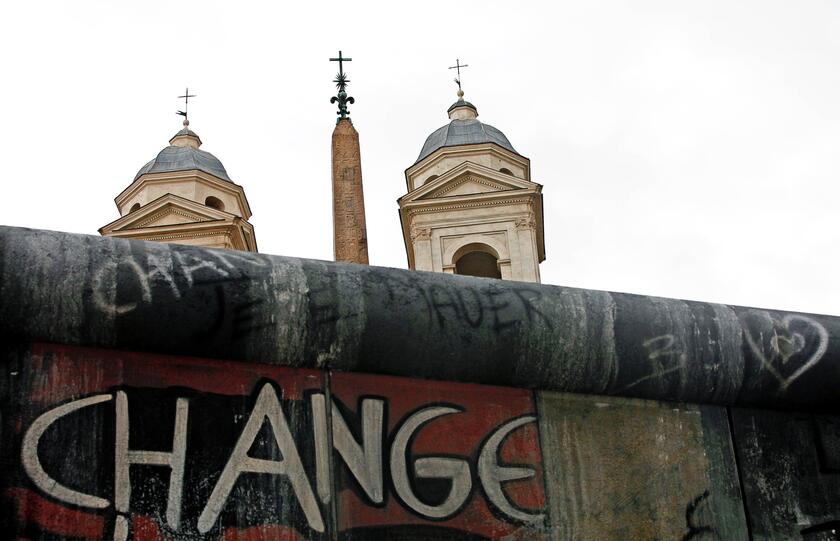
[399,102,545,282]
[99,127,257,252]
[331,119,369,264]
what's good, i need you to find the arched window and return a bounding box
[453,243,502,279]
[499,168,513,176]
[423,174,439,186]
[129,203,141,213]
[205,196,225,211]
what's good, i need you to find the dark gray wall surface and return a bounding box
[731,408,840,539]
[2,226,839,411]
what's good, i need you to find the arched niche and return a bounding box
[205,196,225,211]
[451,242,503,279]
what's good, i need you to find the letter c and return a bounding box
[21,394,113,509]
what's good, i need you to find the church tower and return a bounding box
[100,114,257,252]
[398,89,545,282]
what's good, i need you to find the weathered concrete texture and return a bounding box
[331,119,369,265]
[537,391,748,540]
[2,226,840,410]
[731,408,840,539]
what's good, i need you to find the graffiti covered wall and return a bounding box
[1,226,839,539]
[4,343,747,540]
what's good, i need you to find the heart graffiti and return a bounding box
[743,314,828,392]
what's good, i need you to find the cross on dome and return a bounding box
[177,87,196,128]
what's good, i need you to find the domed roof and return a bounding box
[134,127,232,182]
[416,99,518,163]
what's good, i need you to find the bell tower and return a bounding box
[398,88,545,282]
[100,100,257,252]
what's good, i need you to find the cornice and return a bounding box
[114,170,253,219]
[406,196,535,216]
[117,170,244,201]
[405,143,531,181]
[402,160,540,203]
[403,187,539,209]
[142,230,233,242]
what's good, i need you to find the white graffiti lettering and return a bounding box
[478,415,543,524]
[115,391,189,530]
[312,394,384,504]
[390,406,472,519]
[21,394,113,509]
[20,384,542,533]
[197,383,324,533]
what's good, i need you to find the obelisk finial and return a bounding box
[330,50,355,124]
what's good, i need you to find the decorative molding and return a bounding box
[115,172,252,219]
[410,226,432,242]
[515,212,537,231]
[141,230,233,242]
[407,197,533,216]
[406,143,531,179]
[133,207,207,228]
[428,175,508,198]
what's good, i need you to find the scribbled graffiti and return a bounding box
[681,490,717,541]
[91,249,269,316]
[741,312,828,391]
[89,253,552,346]
[617,334,687,392]
[3,344,547,540]
[358,269,552,334]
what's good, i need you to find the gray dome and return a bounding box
[416,119,518,163]
[134,145,232,182]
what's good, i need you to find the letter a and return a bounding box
[197,383,324,533]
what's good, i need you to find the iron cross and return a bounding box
[449,58,469,91]
[330,51,352,81]
[329,50,355,121]
[177,88,196,119]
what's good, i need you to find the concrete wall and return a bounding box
[1,226,839,540]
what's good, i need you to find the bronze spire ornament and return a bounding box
[330,50,354,123]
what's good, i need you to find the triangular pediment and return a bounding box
[100,193,235,234]
[402,161,539,204]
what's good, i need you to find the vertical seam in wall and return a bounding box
[532,389,553,535]
[726,406,754,541]
[324,368,339,541]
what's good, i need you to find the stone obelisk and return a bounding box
[330,51,369,264]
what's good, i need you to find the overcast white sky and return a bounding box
[1,1,838,315]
